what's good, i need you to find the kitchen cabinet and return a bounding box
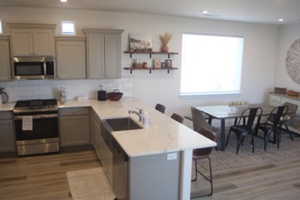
[0,112,16,154]
[59,108,90,147]
[8,23,56,56]
[83,29,123,79]
[0,36,11,81]
[269,94,300,114]
[56,37,87,79]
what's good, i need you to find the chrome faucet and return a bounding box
[129,108,145,124]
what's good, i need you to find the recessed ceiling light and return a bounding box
[278,18,284,22]
[202,10,209,15]
[60,0,67,2]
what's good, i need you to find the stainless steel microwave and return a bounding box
[13,56,55,80]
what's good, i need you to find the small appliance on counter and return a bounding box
[13,99,59,156]
[0,88,9,104]
[97,85,107,101]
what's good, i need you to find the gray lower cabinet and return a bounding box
[0,112,16,154]
[59,108,90,147]
[0,37,11,81]
[83,29,123,79]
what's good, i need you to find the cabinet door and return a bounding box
[33,29,55,56]
[11,30,34,56]
[0,120,15,153]
[94,120,104,160]
[0,39,11,81]
[59,115,90,147]
[105,34,121,79]
[86,33,105,79]
[56,40,86,79]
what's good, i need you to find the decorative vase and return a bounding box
[161,45,169,53]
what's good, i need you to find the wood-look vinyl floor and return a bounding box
[0,151,101,200]
[0,134,300,200]
[193,134,300,200]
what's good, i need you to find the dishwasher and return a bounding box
[102,123,129,200]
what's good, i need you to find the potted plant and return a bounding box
[160,33,172,53]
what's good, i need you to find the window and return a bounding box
[61,21,75,35]
[0,20,2,34]
[180,34,244,95]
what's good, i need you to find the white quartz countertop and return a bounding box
[0,98,217,157]
[60,98,217,157]
[0,103,15,111]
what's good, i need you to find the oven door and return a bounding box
[14,61,46,80]
[15,114,59,141]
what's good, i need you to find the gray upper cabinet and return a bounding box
[83,29,123,79]
[0,112,15,153]
[105,33,122,79]
[56,37,87,79]
[0,36,11,81]
[85,32,105,79]
[7,23,56,57]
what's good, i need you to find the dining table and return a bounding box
[193,104,274,151]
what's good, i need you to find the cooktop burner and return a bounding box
[15,99,57,108]
[14,99,58,113]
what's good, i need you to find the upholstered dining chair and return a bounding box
[191,107,215,133]
[155,104,166,114]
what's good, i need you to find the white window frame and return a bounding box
[180,33,245,96]
[0,20,3,34]
[61,21,76,35]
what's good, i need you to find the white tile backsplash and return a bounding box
[0,79,133,102]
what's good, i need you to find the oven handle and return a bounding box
[43,61,47,75]
[15,114,58,120]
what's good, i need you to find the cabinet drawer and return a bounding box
[59,107,89,116]
[0,111,13,120]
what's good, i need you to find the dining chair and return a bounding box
[191,107,215,133]
[192,128,217,197]
[281,102,298,140]
[155,104,166,114]
[171,113,184,123]
[225,107,263,154]
[256,105,288,150]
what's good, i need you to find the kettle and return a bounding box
[0,88,9,104]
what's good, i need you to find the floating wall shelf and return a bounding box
[124,67,179,74]
[124,51,179,59]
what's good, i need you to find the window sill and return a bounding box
[179,91,241,96]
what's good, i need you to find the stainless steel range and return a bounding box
[13,99,59,156]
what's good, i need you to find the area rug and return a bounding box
[67,167,115,200]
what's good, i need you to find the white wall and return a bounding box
[0,7,279,116]
[276,22,300,91]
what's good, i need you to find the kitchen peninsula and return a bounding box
[60,97,217,200]
[0,97,216,200]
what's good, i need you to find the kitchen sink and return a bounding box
[103,117,143,132]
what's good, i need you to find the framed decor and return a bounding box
[286,39,300,84]
[128,33,152,52]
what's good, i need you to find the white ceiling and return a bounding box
[0,0,300,24]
